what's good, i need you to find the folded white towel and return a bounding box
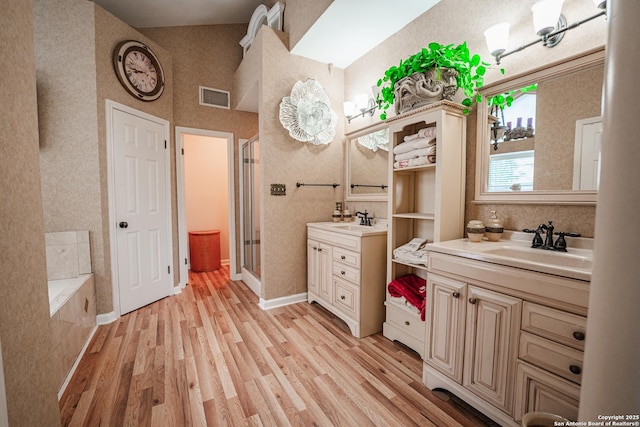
[394,155,434,169]
[403,127,436,142]
[393,136,436,154]
[395,145,436,161]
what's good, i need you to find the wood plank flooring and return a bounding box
[60,267,497,426]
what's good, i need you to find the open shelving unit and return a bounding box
[383,101,467,358]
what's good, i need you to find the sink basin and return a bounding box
[307,222,387,236]
[480,245,593,270]
[425,233,594,281]
[331,224,378,231]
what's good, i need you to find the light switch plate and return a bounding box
[270,183,286,196]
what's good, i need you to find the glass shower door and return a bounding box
[241,136,261,284]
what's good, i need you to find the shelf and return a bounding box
[392,258,428,271]
[393,163,436,173]
[392,213,435,220]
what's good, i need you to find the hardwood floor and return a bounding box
[60,267,497,426]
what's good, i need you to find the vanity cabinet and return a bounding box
[423,250,589,427]
[425,274,521,414]
[307,225,387,338]
[384,101,467,357]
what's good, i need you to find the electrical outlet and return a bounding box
[270,183,286,196]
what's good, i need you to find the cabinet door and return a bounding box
[425,274,466,383]
[307,239,319,295]
[318,243,333,302]
[463,286,521,414]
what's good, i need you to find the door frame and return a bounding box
[106,100,174,317]
[175,127,239,286]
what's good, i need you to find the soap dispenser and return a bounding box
[332,201,343,222]
[485,211,504,242]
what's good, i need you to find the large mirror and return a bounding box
[346,125,389,201]
[475,47,604,205]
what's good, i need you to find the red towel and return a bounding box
[388,274,427,320]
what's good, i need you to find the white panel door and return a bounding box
[113,108,172,314]
[573,117,603,190]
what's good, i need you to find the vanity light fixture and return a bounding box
[484,0,607,65]
[344,87,378,123]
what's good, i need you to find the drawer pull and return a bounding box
[569,365,582,375]
[452,291,460,298]
[340,295,346,300]
[341,271,346,275]
[341,255,346,260]
[573,331,585,341]
[469,297,477,305]
[404,321,410,326]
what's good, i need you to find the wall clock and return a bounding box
[113,40,165,102]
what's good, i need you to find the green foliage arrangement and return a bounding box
[487,84,538,112]
[376,42,494,120]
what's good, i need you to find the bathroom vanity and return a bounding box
[422,232,591,427]
[306,222,387,338]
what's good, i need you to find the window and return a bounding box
[488,150,534,192]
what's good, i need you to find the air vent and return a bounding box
[199,86,230,109]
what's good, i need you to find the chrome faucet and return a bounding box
[355,210,371,226]
[523,221,581,252]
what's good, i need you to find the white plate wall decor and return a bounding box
[357,128,389,152]
[279,79,337,145]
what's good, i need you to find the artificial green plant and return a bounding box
[376,42,494,119]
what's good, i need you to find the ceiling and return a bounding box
[92,0,440,69]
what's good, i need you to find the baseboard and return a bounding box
[57,325,98,400]
[96,311,118,325]
[259,292,308,310]
[173,285,182,295]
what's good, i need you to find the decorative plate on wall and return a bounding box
[279,79,337,145]
[358,128,389,152]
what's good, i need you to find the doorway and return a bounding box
[175,127,237,286]
[240,135,261,295]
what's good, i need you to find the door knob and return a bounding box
[119,221,128,229]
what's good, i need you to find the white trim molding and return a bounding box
[96,311,119,325]
[239,2,285,56]
[259,292,308,310]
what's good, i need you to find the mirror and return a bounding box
[346,125,389,201]
[475,47,604,205]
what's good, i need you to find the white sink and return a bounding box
[480,245,593,270]
[307,221,387,236]
[425,232,593,281]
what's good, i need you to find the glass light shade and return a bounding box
[532,0,564,36]
[484,23,510,57]
[592,0,606,8]
[343,101,357,117]
[355,93,369,111]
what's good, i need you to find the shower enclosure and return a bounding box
[240,136,261,293]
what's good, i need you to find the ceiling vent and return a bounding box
[199,86,230,109]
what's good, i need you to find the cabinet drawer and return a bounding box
[519,332,584,385]
[333,278,359,319]
[307,228,361,252]
[513,361,580,423]
[333,263,360,284]
[522,302,587,350]
[333,247,360,269]
[386,302,425,341]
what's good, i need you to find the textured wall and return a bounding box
[344,0,606,237]
[0,0,61,424]
[139,24,259,277]
[282,0,332,52]
[257,27,346,300]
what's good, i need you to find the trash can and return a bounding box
[189,230,221,272]
[522,412,569,427]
